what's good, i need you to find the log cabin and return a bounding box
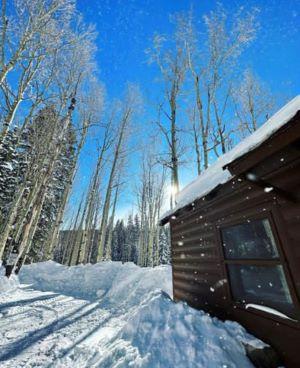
[161,96,300,367]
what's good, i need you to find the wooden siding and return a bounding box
[169,140,300,367]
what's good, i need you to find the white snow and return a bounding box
[162,95,300,220]
[245,303,298,322]
[0,274,19,293]
[0,261,266,367]
[0,162,13,171]
[0,263,19,293]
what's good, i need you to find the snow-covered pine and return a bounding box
[111,219,126,262]
[159,226,171,265]
[124,214,137,263]
[0,127,29,227]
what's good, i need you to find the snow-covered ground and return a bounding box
[0,261,266,367]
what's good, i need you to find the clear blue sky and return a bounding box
[68,0,300,221]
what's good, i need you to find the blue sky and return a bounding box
[77,0,300,98]
[69,0,300,220]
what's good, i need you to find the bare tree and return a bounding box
[233,69,275,137]
[147,30,186,203]
[204,5,258,155]
[97,85,141,262]
[187,106,201,175]
[0,0,86,139]
[137,154,166,267]
[105,170,123,261]
[174,6,258,170]
[174,10,211,170]
[69,120,114,266]
[0,12,98,274]
[44,79,105,260]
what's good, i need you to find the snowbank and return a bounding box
[0,264,19,293]
[114,291,264,368]
[19,261,173,307]
[0,275,19,293]
[162,95,300,220]
[0,261,266,367]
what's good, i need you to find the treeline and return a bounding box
[54,214,171,267]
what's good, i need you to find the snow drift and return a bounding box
[0,261,266,367]
[0,263,19,293]
[19,261,172,308]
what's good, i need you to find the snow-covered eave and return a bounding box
[160,95,300,224]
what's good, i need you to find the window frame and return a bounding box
[217,208,300,321]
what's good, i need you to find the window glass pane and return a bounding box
[228,264,295,316]
[221,218,279,259]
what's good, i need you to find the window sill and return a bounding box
[232,302,300,328]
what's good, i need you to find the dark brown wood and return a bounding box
[164,113,300,367]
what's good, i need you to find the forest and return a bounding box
[0,0,288,275]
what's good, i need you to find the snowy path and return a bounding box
[0,287,111,367]
[0,262,266,367]
[0,286,151,367]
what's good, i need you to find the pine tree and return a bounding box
[0,127,29,227]
[159,226,171,265]
[125,214,135,262]
[111,220,126,262]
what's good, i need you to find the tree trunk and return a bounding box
[97,111,130,262]
[105,184,119,260]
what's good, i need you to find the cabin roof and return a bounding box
[161,95,300,224]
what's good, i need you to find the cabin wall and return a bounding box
[170,142,300,367]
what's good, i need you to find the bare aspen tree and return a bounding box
[136,154,166,267]
[97,85,141,262]
[0,0,80,139]
[175,10,210,170]
[0,19,97,274]
[73,121,114,265]
[105,171,123,260]
[66,193,85,266]
[187,106,201,175]
[147,31,186,204]
[0,8,96,256]
[233,69,275,137]
[44,80,105,260]
[204,5,258,155]
[174,6,258,168]
[68,118,114,266]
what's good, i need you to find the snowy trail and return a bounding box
[0,286,145,367]
[0,262,266,367]
[0,288,161,367]
[0,288,105,366]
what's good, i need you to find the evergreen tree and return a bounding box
[111,220,126,261]
[0,127,29,226]
[159,226,171,264]
[125,214,135,262]
[130,214,140,263]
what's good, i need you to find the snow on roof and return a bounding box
[162,95,300,221]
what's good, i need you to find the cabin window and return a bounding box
[222,218,278,259]
[227,265,293,312]
[221,218,295,317]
